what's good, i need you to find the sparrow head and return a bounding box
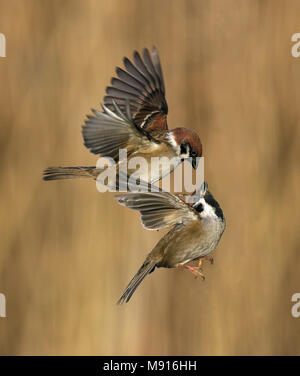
[193,182,224,221]
[170,128,202,169]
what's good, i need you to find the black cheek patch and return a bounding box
[194,203,204,213]
[180,143,188,155]
[214,206,224,220]
[204,192,224,220]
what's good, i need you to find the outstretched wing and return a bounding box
[104,47,168,132]
[82,101,156,161]
[115,190,198,230]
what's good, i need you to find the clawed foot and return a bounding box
[177,264,205,280]
[177,255,215,280]
[197,255,214,268]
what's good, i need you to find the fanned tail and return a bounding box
[43,166,99,181]
[117,260,156,304]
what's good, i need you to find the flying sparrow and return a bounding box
[115,181,226,304]
[43,47,202,185]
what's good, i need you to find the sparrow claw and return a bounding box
[194,272,205,281]
[177,264,205,281]
[193,267,205,281]
[197,255,214,266]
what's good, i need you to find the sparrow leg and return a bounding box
[177,264,205,280]
[197,255,214,268]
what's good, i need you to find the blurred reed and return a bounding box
[0,0,299,355]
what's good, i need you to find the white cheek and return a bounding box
[198,198,217,219]
[180,152,189,159]
[167,133,177,148]
[167,134,181,156]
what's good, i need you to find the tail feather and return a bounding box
[117,260,156,304]
[43,166,99,181]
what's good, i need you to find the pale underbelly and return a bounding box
[162,236,220,267]
[125,155,181,184]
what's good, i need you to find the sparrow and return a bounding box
[43,47,202,185]
[115,181,226,304]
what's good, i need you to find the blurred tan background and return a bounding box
[0,0,299,355]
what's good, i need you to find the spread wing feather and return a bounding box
[104,47,168,131]
[82,101,154,161]
[115,191,198,230]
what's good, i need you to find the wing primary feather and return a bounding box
[151,46,165,94]
[123,57,152,89]
[110,78,143,96]
[142,48,160,90]
[116,67,151,94]
[103,48,168,131]
[133,50,157,89]
[115,190,197,230]
[106,86,140,101]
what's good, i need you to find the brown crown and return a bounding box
[172,127,202,157]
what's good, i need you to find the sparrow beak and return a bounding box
[188,181,207,205]
[191,156,198,169]
[199,181,208,196]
